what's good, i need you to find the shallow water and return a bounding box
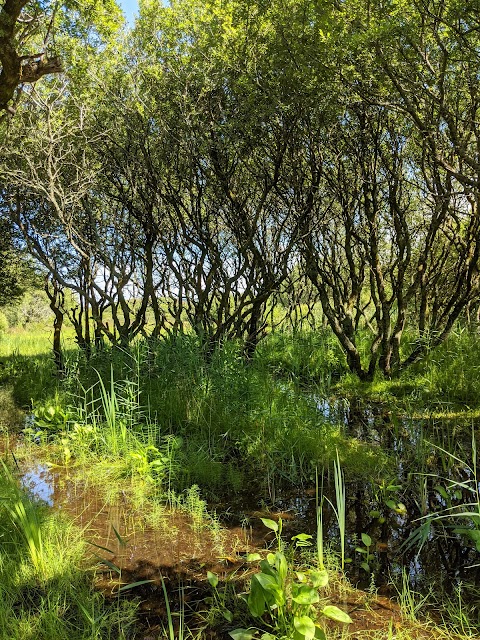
[281,396,480,591]
[7,396,480,619]
[18,460,261,577]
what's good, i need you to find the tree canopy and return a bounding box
[2,0,480,378]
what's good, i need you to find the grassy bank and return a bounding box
[0,464,137,640]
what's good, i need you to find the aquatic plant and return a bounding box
[0,463,137,639]
[229,518,352,640]
[1,461,46,577]
[325,453,347,570]
[406,432,480,560]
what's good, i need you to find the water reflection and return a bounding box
[21,464,54,505]
[282,395,480,591]
[8,394,480,603]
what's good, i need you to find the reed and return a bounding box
[326,452,347,570]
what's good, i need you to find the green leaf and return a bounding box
[434,485,449,500]
[386,484,401,492]
[118,579,155,592]
[294,615,316,640]
[260,518,278,532]
[361,533,372,547]
[247,553,261,562]
[322,605,352,624]
[314,627,327,640]
[309,569,328,588]
[274,551,288,584]
[255,573,285,607]
[369,510,381,518]
[229,629,258,640]
[207,571,218,588]
[112,524,127,548]
[222,608,233,622]
[259,559,276,577]
[292,585,320,605]
[87,541,115,554]
[292,532,313,547]
[385,499,397,510]
[248,576,267,617]
[96,557,121,574]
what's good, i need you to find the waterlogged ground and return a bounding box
[2,393,479,638]
[10,450,413,638]
[312,396,480,591]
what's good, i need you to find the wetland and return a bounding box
[0,329,479,639]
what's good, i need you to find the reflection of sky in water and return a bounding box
[21,465,54,506]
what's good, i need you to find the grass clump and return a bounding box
[14,334,385,501]
[257,329,348,385]
[0,464,137,640]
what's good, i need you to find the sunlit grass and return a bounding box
[0,464,137,640]
[0,324,77,357]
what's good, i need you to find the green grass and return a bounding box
[6,332,384,500]
[329,327,480,420]
[1,322,480,639]
[0,464,137,640]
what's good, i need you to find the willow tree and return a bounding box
[89,0,339,353]
[295,101,480,380]
[0,0,125,362]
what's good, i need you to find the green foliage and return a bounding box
[0,463,137,639]
[0,311,8,337]
[355,533,374,574]
[34,402,69,432]
[407,434,480,560]
[325,454,347,571]
[258,331,347,385]
[1,461,46,577]
[230,518,352,640]
[3,290,52,329]
[0,219,28,308]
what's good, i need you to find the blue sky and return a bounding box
[119,0,139,23]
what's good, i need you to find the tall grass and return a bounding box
[2,461,45,577]
[5,330,387,499]
[326,453,347,570]
[316,467,325,570]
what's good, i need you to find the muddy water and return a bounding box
[13,458,265,637]
[18,462,264,577]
